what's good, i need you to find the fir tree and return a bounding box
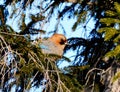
[0,0,120,92]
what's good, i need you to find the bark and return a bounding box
[101,62,120,92]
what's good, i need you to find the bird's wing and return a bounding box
[38,39,63,55]
[39,44,49,50]
[39,40,54,54]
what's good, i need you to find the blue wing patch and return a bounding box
[39,44,49,50]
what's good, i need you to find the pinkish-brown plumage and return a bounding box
[40,34,68,56]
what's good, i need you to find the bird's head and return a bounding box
[49,34,68,49]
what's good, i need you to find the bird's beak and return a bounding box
[65,41,70,45]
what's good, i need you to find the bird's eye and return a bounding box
[60,38,67,45]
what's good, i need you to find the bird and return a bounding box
[38,33,68,56]
[66,0,77,3]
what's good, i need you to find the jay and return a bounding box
[39,34,68,56]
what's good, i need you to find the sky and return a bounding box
[0,0,95,92]
[2,0,95,67]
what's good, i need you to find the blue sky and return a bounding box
[3,0,95,64]
[0,0,95,92]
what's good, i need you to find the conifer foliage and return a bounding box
[99,2,120,59]
[0,0,82,92]
[1,0,120,92]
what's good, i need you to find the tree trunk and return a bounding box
[101,62,120,92]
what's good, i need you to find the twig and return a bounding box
[0,32,24,37]
[26,71,39,90]
[85,68,103,80]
